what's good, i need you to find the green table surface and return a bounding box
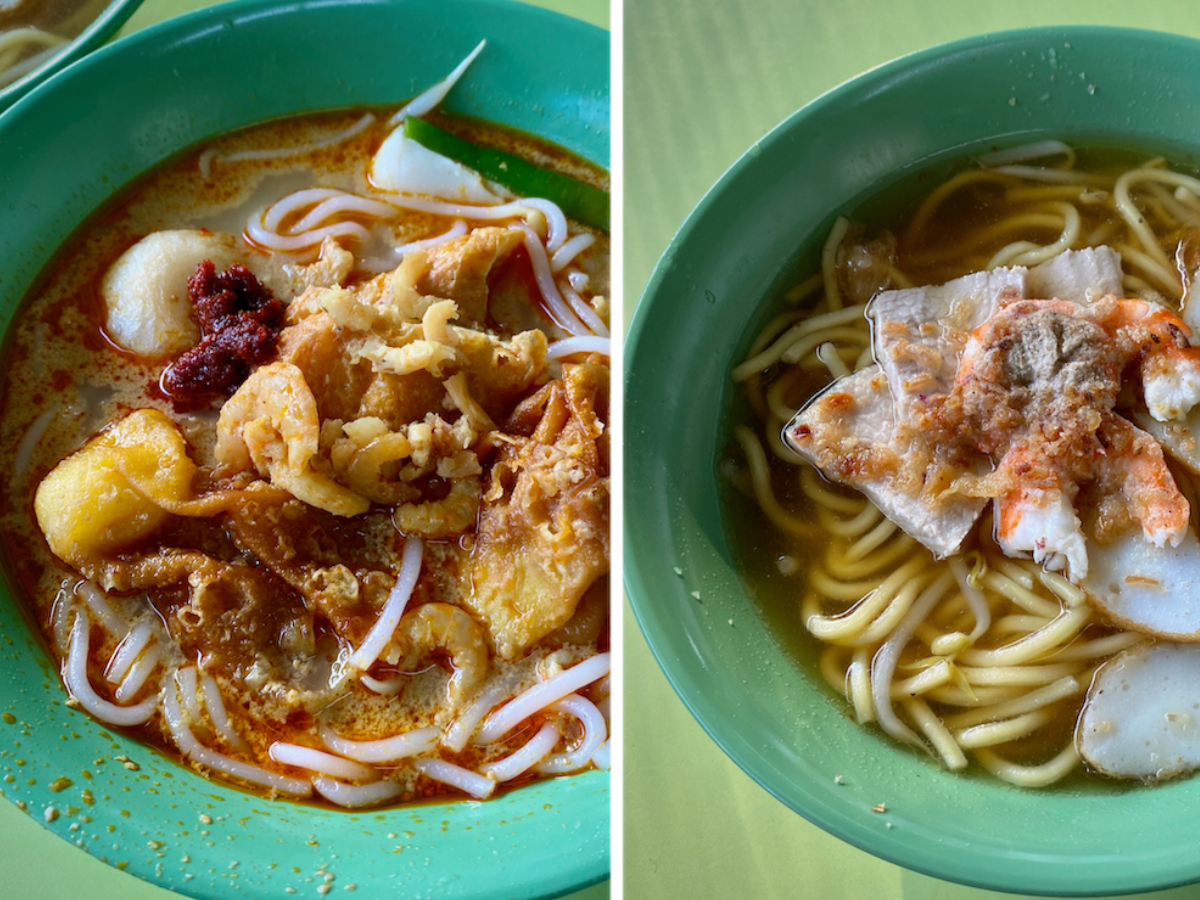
[622,2,1200,899]
[0,1,609,899]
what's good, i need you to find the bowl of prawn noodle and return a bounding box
[0,0,143,112]
[0,1,608,899]
[625,25,1200,896]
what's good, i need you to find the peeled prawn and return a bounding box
[390,602,488,708]
[1093,298,1200,422]
[216,361,369,516]
[393,477,481,538]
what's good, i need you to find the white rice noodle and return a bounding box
[51,591,73,656]
[269,742,379,782]
[76,582,128,638]
[443,681,508,752]
[14,406,58,477]
[200,113,376,179]
[376,193,561,250]
[200,673,250,753]
[64,615,158,727]
[175,666,203,727]
[105,621,155,684]
[475,652,611,745]
[870,571,956,753]
[262,188,347,232]
[591,738,612,771]
[479,722,560,782]
[513,198,568,253]
[547,336,611,360]
[288,194,399,235]
[550,233,596,272]
[319,723,440,763]
[987,164,1108,185]
[114,646,160,703]
[312,775,405,808]
[412,758,495,799]
[246,215,370,254]
[391,219,469,257]
[561,282,610,337]
[534,694,607,774]
[976,140,1074,168]
[349,536,424,671]
[358,672,406,695]
[162,688,312,797]
[387,39,487,126]
[518,224,590,336]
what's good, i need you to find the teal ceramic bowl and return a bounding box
[625,26,1200,897]
[0,2,609,899]
[0,0,143,112]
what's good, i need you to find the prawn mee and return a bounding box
[728,143,1200,786]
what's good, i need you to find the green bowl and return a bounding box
[0,0,144,112]
[625,26,1200,897]
[0,2,609,899]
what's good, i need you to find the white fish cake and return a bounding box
[371,130,503,204]
[1081,525,1200,640]
[1079,643,1200,780]
[101,230,241,357]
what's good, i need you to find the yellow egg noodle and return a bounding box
[731,142,1200,786]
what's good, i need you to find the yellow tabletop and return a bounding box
[0,1,609,898]
[622,2,1200,899]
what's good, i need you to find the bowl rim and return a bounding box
[625,22,1200,897]
[0,0,145,111]
[0,1,610,898]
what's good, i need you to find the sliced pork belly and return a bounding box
[869,268,1027,416]
[1081,526,1200,640]
[1079,643,1200,780]
[1027,246,1123,303]
[783,366,983,558]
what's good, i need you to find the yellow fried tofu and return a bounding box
[466,362,610,660]
[34,409,196,567]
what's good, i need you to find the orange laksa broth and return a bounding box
[0,106,612,807]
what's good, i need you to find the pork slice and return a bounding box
[783,366,983,558]
[870,268,1028,416]
[1028,246,1123,303]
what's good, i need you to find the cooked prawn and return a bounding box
[216,361,369,516]
[393,477,481,538]
[1090,297,1200,422]
[391,602,488,708]
[936,297,1191,581]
